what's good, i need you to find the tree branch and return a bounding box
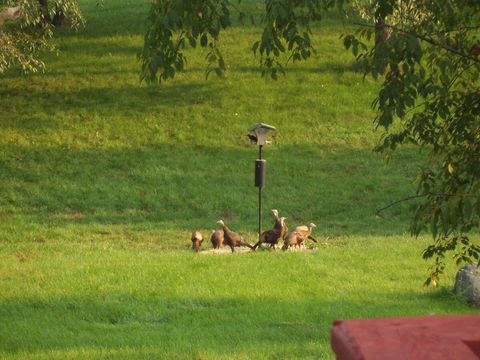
[376,192,475,216]
[375,194,427,216]
[353,21,480,63]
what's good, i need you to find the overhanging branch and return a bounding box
[376,192,475,216]
[354,21,480,63]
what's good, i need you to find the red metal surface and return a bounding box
[331,315,480,359]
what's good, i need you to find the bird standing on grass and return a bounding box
[191,231,203,252]
[253,216,286,250]
[210,229,224,250]
[282,223,317,250]
[295,223,318,247]
[216,219,254,252]
[271,209,288,241]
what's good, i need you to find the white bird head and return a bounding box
[216,219,225,226]
[271,209,279,217]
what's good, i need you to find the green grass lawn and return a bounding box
[0,237,476,360]
[0,0,478,359]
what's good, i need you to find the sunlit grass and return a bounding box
[0,236,475,359]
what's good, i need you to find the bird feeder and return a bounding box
[248,123,276,244]
[248,122,276,146]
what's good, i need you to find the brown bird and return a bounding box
[271,209,288,240]
[282,231,298,250]
[191,231,203,252]
[294,223,318,247]
[282,223,317,250]
[210,229,224,249]
[253,216,286,250]
[216,220,254,253]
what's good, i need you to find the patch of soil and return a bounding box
[198,245,317,255]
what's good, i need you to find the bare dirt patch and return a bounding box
[198,246,317,255]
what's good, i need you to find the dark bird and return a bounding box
[253,216,286,250]
[210,229,224,250]
[191,230,204,252]
[247,134,258,144]
[216,219,254,252]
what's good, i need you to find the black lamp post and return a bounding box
[248,123,276,244]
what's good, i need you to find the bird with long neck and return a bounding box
[271,209,288,240]
[282,223,317,250]
[254,216,286,250]
[294,223,318,247]
[216,220,253,252]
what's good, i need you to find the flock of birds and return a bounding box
[190,209,317,252]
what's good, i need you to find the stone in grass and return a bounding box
[454,264,480,307]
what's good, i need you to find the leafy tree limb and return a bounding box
[0,0,84,74]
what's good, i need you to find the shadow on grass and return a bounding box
[220,61,364,76]
[1,60,362,83]
[0,141,420,236]
[0,82,221,130]
[0,290,468,357]
[67,0,348,40]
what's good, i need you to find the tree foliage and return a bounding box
[0,0,83,74]
[344,0,480,287]
[140,0,339,82]
[140,0,233,82]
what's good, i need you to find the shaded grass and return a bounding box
[0,143,419,234]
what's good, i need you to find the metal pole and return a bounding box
[258,145,263,243]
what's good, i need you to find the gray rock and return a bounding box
[454,264,480,307]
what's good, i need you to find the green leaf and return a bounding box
[252,41,260,54]
[200,34,208,47]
